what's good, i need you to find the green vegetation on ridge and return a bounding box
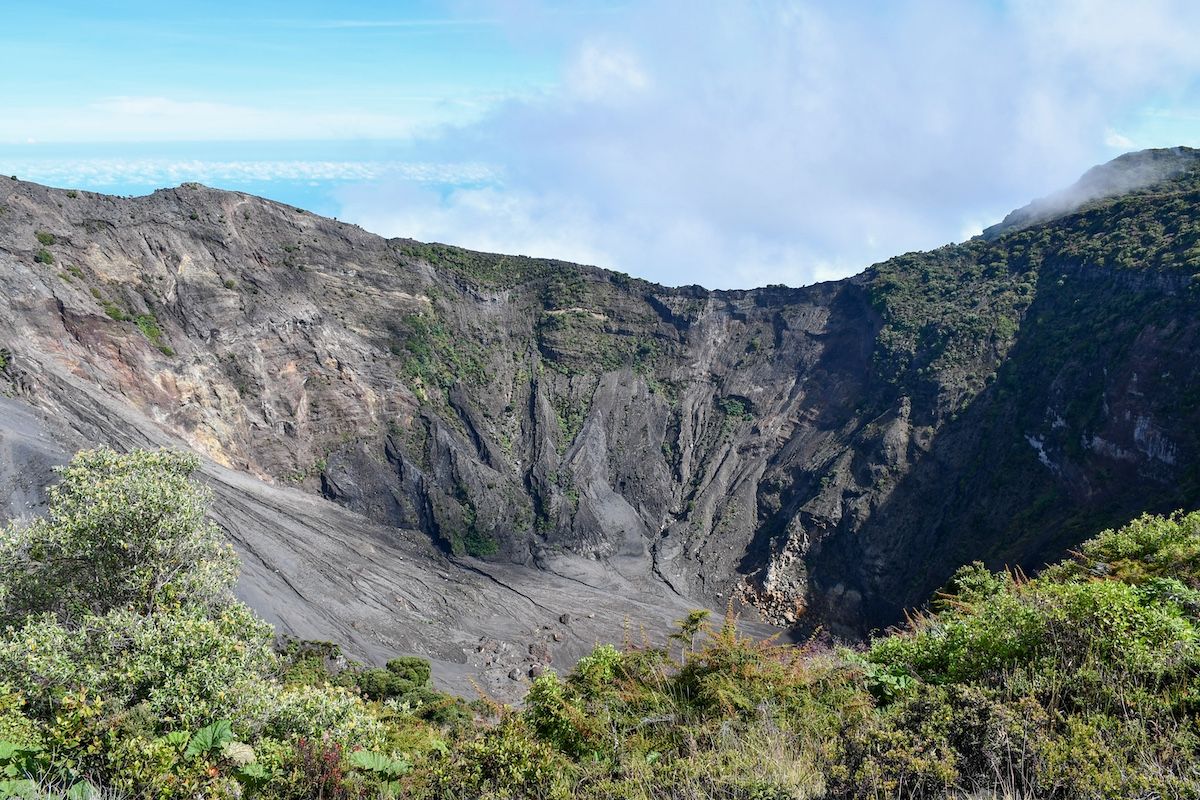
[398,242,562,288]
[866,164,1200,417]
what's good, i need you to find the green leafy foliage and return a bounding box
[461,528,499,558]
[183,720,234,759]
[348,748,411,794]
[0,739,45,784]
[348,749,410,776]
[865,163,1200,427]
[337,656,469,726]
[414,510,1200,800]
[717,396,752,420]
[841,511,1200,798]
[867,239,1035,409]
[393,311,486,403]
[134,314,175,356]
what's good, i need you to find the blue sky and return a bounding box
[3,1,1200,288]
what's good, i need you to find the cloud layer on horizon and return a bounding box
[335,0,1200,288]
[1,159,494,189]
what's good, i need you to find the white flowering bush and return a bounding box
[266,684,386,751]
[0,449,238,624]
[0,605,277,730]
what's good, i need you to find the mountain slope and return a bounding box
[0,148,1197,656]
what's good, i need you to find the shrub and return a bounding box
[0,449,238,623]
[462,529,499,557]
[525,671,604,758]
[101,300,130,321]
[265,685,384,750]
[844,511,1200,798]
[134,313,175,356]
[0,685,38,748]
[340,656,470,726]
[423,715,568,799]
[0,604,276,730]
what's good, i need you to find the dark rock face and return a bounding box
[0,148,1198,669]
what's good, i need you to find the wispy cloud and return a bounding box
[303,19,497,29]
[568,43,650,102]
[1104,129,1135,149]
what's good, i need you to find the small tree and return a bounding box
[0,448,237,625]
[668,609,712,657]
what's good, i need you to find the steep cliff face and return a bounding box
[0,148,1198,647]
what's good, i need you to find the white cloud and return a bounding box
[1105,129,1135,149]
[959,220,985,240]
[12,2,1197,289]
[568,43,650,102]
[333,0,1200,289]
[1,159,495,189]
[336,183,617,268]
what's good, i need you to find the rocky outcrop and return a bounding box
[0,148,1198,662]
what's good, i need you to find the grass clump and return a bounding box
[135,313,176,356]
[34,231,55,246]
[102,300,130,321]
